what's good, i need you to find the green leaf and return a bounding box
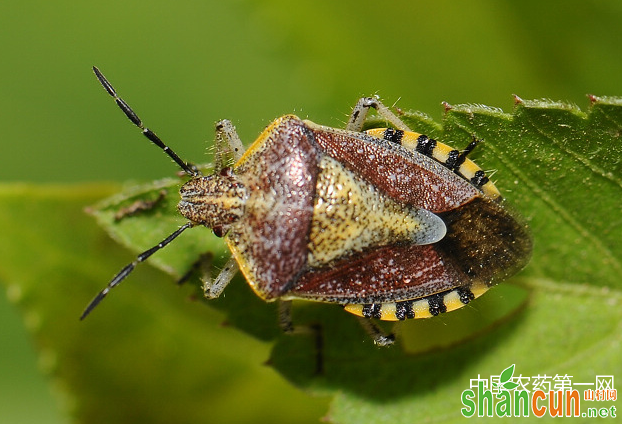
[499,364,515,384]
[2,95,621,423]
[0,184,328,424]
[502,381,520,391]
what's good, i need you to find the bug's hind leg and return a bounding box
[278,301,324,374]
[346,96,412,132]
[356,316,396,346]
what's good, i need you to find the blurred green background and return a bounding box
[1,0,622,423]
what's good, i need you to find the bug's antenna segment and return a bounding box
[80,222,194,320]
[92,66,199,177]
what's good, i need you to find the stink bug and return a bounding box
[82,67,532,346]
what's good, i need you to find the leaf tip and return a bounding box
[83,205,96,216]
[587,94,600,106]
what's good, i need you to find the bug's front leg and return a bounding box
[180,253,239,299]
[214,119,245,170]
[346,96,411,132]
[202,256,239,299]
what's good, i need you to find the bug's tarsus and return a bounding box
[92,66,199,177]
[356,317,396,347]
[347,96,411,133]
[80,222,194,320]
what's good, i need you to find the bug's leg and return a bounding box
[356,317,395,347]
[278,300,296,333]
[214,119,245,170]
[177,254,237,300]
[454,136,483,166]
[202,256,239,299]
[278,301,324,374]
[346,96,411,132]
[176,252,213,286]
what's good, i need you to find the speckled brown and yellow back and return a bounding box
[222,115,531,320]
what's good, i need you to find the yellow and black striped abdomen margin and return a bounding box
[344,281,489,321]
[365,128,501,200]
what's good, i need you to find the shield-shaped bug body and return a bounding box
[83,68,532,345]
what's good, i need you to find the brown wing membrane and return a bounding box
[286,244,466,304]
[437,196,532,284]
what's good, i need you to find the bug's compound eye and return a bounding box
[220,167,234,177]
[212,225,225,238]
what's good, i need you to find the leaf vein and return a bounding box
[530,121,622,190]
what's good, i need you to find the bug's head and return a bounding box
[178,167,247,236]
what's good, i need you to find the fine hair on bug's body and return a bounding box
[83,67,532,346]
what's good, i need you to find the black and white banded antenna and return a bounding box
[92,66,200,177]
[80,223,194,320]
[82,67,199,320]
